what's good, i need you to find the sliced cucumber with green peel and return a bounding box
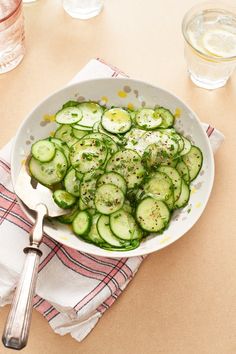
[29,150,67,186]
[157,165,182,201]
[79,198,88,211]
[57,204,79,224]
[64,168,82,197]
[106,150,145,189]
[135,108,162,130]
[70,138,107,173]
[82,132,118,155]
[87,214,104,244]
[182,145,203,181]
[72,129,89,140]
[93,120,100,132]
[97,215,123,247]
[80,169,104,208]
[77,102,103,128]
[136,197,170,232]
[165,193,175,210]
[56,106,82,124]
[31,140,56,162]
[72,124,92,131]
[94,184,124,215]
[53,189,77,209]
[174,179,190,208]
[143,171,173,201]
[155,107,175,128]
[110,210,142,240]
[73,210,91,236]
[102,108,132,134]
[97,172,127,194]
[142,142,178,169]
[48,137,70,163]
[54,125,78,147]
[98,123,123,144]
[176,160,190,184]
[100,239,140,251]
[180,136,192,156]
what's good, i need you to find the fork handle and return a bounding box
[2,204,47,350]
[2,248,42,350]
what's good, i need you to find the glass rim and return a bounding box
[181,4,236,62]
[0,0,22,24]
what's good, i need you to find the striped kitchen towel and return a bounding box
[0,58,224,342]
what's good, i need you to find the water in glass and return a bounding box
[63,0,103,20]
[182,5,236,89]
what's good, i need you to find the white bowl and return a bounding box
[11,78,214,258]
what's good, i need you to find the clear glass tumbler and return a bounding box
[63,0,103,20]
[182,1,236,89]
[0,0,25,74]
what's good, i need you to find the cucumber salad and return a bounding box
[29,101,203,251]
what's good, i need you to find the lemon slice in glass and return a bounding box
[202,29,236,58]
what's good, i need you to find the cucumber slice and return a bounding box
[98,123,123,144]
[155,107,175,128]
[122,200,133,214]
[106,150,145,189]
[182,146,203,181]
[53,189,77,209]
[110,210,142,240]
[31,140,56,162]
[135,108,162,130]
[97,215,123,247]
[64,168,82,197]
[142,143,176,169]
[97,172,127,194]
[56,107,82,124]
[62,100,79,109]
[70,138,107,173]
[77,102,103,128]
[87,214,104,244]
[57,204,79,224]
[48,138,70,163]
[78,198,88,210]
[29,150,67,186]
[165,193,175,210]
[93,121,100,132]
[136,197,170,232]
[73,210,91,236]
[157,166,182,201]
[102,108,132,134]
[143,172,173,201]
[174,179,190,208]
[99,239,140,251]
[176,161,190,184]
[72,129,89,140]
[180,137,192,156]
[54,125,78,147]
[82,132,118,155]
[125,128,146,150]
[95,184,125,215]
[72,124,92,131]
[174,134,184,152]
[80,169,104,208]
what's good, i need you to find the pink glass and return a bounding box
[0,0,25,74]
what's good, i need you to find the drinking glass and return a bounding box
[0,0,25,74]
[182,1,236,89]
[62,0,103,20]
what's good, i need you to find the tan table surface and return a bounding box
[0,0,236,353]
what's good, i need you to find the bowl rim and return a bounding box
[11,77,215,257]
